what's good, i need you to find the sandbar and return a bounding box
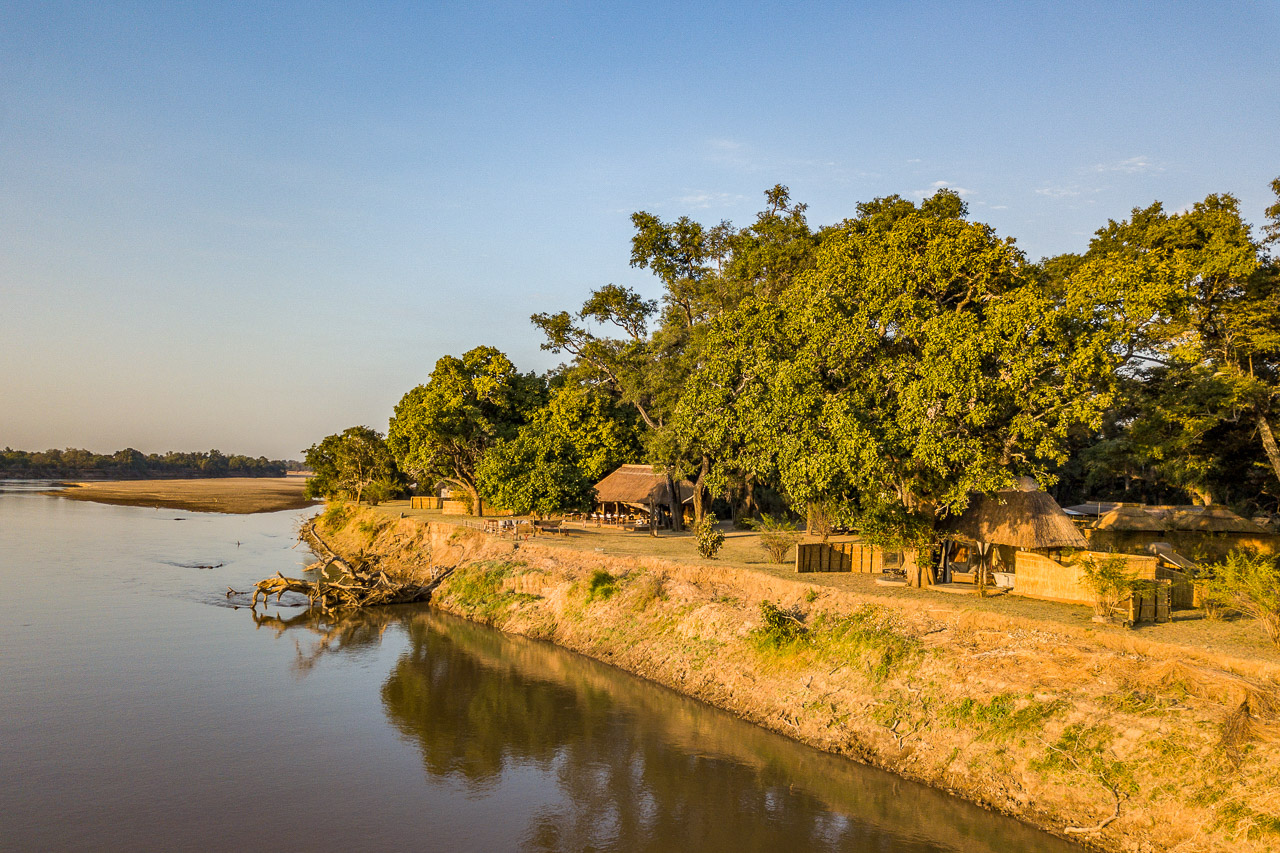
[49,477,317,514]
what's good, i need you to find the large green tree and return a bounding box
[388,346,544,516]
[475,384,641,517]
[1055,185,1280,507]
[677,190,1114,583]
[303,425,404,505]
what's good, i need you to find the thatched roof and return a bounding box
[1094,504,1166,532]
[1168,505,1268,534]
[593,465,694,507]
[942,490,1088,549]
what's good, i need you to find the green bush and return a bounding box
[752,601,808,650]
[695,513,725,559]
[1079,552,1139,623]
[587,569,617,602]
[320,502,351,532]
[747,513,801,563]
[1203,550,1280,647]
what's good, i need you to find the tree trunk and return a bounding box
[744,474,757,520]
[465,483,483,517]
[665,472,683,532]
[692,456,709,524]
[903,548,933,588]
[1258,415,1280,486]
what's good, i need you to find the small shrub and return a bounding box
[1079,553,1139,623]
[320,502,351,532]
[747,513,801,563]
[587,569,618,602]
[357,517,387,542]
[752,600,808,650]
[1203,550,1280,647]
[695,513,725,559]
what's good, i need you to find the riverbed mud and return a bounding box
[322,507,1280,853]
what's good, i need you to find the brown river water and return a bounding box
[0,483,1081,851]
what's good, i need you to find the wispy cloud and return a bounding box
[672,191,745,209]
[1035,185,1083,198]
[913,180,973,199]
[1092,155,1160,174]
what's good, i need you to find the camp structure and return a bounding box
[591,464,694,528]
[1086,503,1277,561]
[939,488,1088,586]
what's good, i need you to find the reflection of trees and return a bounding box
[249,605,403,675]
[380,613,1077,853]
[252,606,1075,852]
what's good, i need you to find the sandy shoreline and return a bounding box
[48,477,317,514]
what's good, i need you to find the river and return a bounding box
[0,484,1080,851]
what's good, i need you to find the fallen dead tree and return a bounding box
[229,520,453,614]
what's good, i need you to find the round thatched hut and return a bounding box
[939,489,1086,583]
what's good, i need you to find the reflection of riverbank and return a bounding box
[47,477,316,513]
[261,604,1076,852]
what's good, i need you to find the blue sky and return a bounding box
[2,1,1278,459]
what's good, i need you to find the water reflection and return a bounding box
[266,606,1078,853]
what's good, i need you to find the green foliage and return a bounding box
[814,607,920,683]
[752,601,808,650]
[1203,550,1280,646]
[476,384,639,517]
[746,513,801,563]
[694,513,725,559]
[945,693,1065,740]
[586,570,618,602]
[0,446,287,477]
[319,501,351,532]
[1079,553,1139,622]
[388,347,544,514]
[303,426,405,505]
[1033,724,1138,799]
[444,561,533,622]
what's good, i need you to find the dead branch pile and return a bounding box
[231,519,453,614]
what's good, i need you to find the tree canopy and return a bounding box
[303,426,404,505]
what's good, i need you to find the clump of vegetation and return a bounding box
[631,574,666,609]
[752,601,808,650]
[945,693,1065,740]
[695,513,725,559]
[1033,724,1137,826]
[357,516,388,543]
[1079,553,1139,623]
[747,513,801,563]
[816,606,920,683]
[445,561,535,622]
[320,502,351,532]
[586,569,618,602]
[1202,550,1280,647]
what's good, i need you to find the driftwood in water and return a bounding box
[230,520,453,614]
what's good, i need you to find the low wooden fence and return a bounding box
[796,542,892,573]
[410,496,441,510]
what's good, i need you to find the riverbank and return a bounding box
[49,477,316,513]
[321,505,1280,853]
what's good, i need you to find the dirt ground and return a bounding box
[50,477,317,514]
[377,500,1280,668]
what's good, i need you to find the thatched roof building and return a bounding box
[593,464,693,509]
[942,490,1087,550]
[1094,504,1165,532]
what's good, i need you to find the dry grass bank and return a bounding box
[50,477,316,513]
[322,504,1280,853]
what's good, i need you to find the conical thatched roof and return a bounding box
[942,490,1087,549]
[593,464,693,507]
[1094,504,1166,532]
[1167,505,1268,534]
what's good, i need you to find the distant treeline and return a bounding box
[0,447,296,479]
